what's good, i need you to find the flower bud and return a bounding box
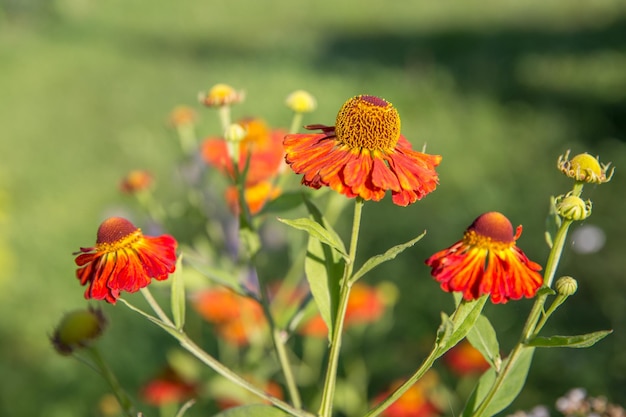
[557,150,613,184]
[224,123,247,143]
[285,90,317,113]
[555,276,578,297]
[51,307,107,355]
[119,170,153,194]
[555,194,592,221]
[198,83,244,107]
[169,106,197,127]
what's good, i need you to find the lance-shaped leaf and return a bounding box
[462,347,535,417]
[436,295,488,357]
[525,330,612,348]
[211,404,292,417]
[278,217,347,259]
[350,232,426,283]
[171,255,186,330]
[467,315,500,369]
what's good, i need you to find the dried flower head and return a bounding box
[51,306,106,355]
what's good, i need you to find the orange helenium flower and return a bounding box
[283,95,441,206]
[444,340,490,375]
[74,217,177,304]
[425,212,543,304]
[373,372,441,417]
[140,367,197,406]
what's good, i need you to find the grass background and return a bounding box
[1,0,625,416]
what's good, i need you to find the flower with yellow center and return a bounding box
[199,83,244,107]
[425,212,543,304]
[557,150,613,184]
[283,95,441,206]
[74,217,178,304]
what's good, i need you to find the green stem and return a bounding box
[318,197,364,417]
[218,105,231,134]
[141,287,175,327]
[86,347,136,417]
[470,217,575,417]
[289,112,304,134]
[364,347,439,417]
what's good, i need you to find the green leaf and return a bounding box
[278,217,347,258]
[239,227,261,259]
[525,330,612,348]
[436,295,488,357]
[350,232,426,283]
[462,347,535,417]
[171,255,186,330]
[467,315,500,369]
[211,404,291,417]
[260,191,306,214]
[305,233,344,339]
[118,298,181,339]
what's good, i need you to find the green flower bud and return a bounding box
[557,150,614,184]
[555,276,578,297]
[556,194,592,221]
[51,307,106,355]
[224,123,247,143]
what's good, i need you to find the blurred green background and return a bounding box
[1,0,625,416]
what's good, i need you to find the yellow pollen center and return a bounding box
[463,230,513,251]
[464,211,516,248]
[334,95,401,151]
[95,217,142,252]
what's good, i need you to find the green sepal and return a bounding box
[211,404,291,417]
[350,231,426,283]
[467,314,501,369]
[525,330,612,348]
[171,255,186,330]
[462,347,535,417]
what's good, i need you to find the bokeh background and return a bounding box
[1,0,625,416]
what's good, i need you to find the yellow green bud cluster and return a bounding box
[557,150,613,184]
[555,194,592,221]
[51,307,107,355]
[199,83,244,107]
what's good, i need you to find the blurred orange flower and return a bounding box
[201,117,285,214]
[169,105,197,127]
[215,378,283,410]
[284,95,441,206]
[119,170,153,194]
[373,372,441,417]
[299,282,387,337]
[74,217,177,304]
[444,340,490,375]
[192,287,266,346]
[140,367,197,406]
[425,212,543,304]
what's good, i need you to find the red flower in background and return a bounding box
[444,340,490,375]
[283,95,441,206]
[192,287,266,346]
[74,217,177,304]
[119,170,153,194]
[140,367,197,406]
[216,379,283,410]
[425,212,543,304]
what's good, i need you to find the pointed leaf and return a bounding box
[171,255,186,330]
[526,330,612,348]
[305,234,343,339]
[462,347,535,417]
[278,217,347,258]
[211,404,291,417]
[350,232,426,283]
[260,191,306,214]
[436,295,488,357]
[119,298,181,339]
[467,315,500,369]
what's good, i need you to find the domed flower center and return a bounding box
[334,95,401,151]
[463,212,516,249]
[96,217,142,250]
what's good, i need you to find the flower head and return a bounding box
[119,170,153,194]
[199,83,244,107]
[74,217,178,304]
[51,306,106,355]
[558,150,613,184]
[284,95,441,206]
[285,90,317,113]
[425,212,543,304]
[169,106,197,127]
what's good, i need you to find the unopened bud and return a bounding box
[557,150,614,184]
[51,307,107,355]
[199,83,244,107]
[555,276,578,297]
[556,194,592,221]
[225,123,247,143]
[285,90,317,113]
